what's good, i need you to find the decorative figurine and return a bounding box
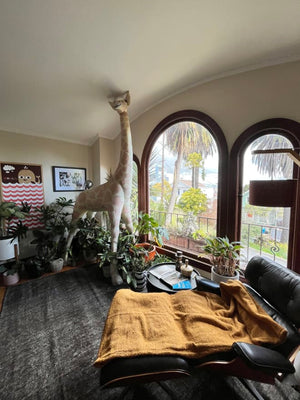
[64,91,133,285]
[181,259,193,278]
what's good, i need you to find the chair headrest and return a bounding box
[245,256,300,328]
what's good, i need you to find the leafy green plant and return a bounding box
[31,230,57,271]
[203,236,243,277]
[191,228,208,241]
[177,188,208,215]
[0,201,30,237]
[119,241,153,288]
[134,212,169,247]
[74,216,111,262]
[33,197,74,259]
[0,260,21,275]
[37,197,74,236]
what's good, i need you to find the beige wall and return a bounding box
[99,137,118,184]
[1,60,300,206]
[0,130,92,204]
[130,60,300,160]
[91,138,101,185]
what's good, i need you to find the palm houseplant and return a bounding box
[203,236,243,283]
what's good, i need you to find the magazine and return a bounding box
[149,265,190,288]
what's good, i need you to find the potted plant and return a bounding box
[73,216,111,263]
[32,197,74,271]
[0,260,22,286]
[30,230,57,273]
[0,201,29,262]
[132,212,169,261]
[202,236,243,283]
[120,242,151,291]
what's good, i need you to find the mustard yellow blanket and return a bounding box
[94,280,287,367]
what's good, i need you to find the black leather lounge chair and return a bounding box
[97,256,300,399]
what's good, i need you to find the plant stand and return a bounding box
[134,271,147,292]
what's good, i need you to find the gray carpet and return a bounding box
[0,265,298,400]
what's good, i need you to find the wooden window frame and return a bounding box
[228,118,300,273]
[139,110,228,272]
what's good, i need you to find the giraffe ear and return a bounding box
[124,91,130,105]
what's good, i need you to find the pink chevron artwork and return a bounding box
[0,162,44,229]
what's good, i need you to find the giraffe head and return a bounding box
[108,91,130,114]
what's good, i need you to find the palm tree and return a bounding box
[185,152,205,188]
[165,122,216,222]
[251,134,293,178]
[250,134,293,243]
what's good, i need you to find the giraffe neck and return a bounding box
[114,111,133,187]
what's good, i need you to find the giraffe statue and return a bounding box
[64,91,133,285]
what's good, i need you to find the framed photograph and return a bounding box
[52,166,86,192]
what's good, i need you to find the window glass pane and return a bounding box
[149,121,218,254]
[241,134,293,267]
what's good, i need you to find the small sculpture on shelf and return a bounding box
[180,259,193,278]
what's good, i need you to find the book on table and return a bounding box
[148,265,192,289]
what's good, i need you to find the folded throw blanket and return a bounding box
[94,280,287,367]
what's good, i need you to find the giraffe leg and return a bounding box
[63,205,86,264]
[109,208,123,286]
[122,204,133,233]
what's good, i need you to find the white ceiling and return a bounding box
[1,1,300,145]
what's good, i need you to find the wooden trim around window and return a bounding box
[140,110,228,270]
[228,118,300,272]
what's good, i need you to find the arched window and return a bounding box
[140,110,228,267]
[229,119,300,272]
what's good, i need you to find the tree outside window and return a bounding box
[241,134,293,266]
[149,121,218,254]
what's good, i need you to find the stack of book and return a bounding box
[148,265,192,290]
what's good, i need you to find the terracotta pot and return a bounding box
[134,243,156,262]
[211,267,239,284]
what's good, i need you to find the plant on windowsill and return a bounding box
[117,213,169,291]
[202,236,243,283]
[132,212,169,260]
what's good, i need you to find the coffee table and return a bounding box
[147,262,200,293]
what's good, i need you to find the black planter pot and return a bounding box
[24,259,44,279]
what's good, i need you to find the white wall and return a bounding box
[130,60,300,160]
[0,130,92,204]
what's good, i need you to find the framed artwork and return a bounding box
[0,162,44,229]
[52,166,86,192]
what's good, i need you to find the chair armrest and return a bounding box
[195,277,221,296]
[232,342,295,374]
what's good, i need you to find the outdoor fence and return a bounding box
[150,210,288,267]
